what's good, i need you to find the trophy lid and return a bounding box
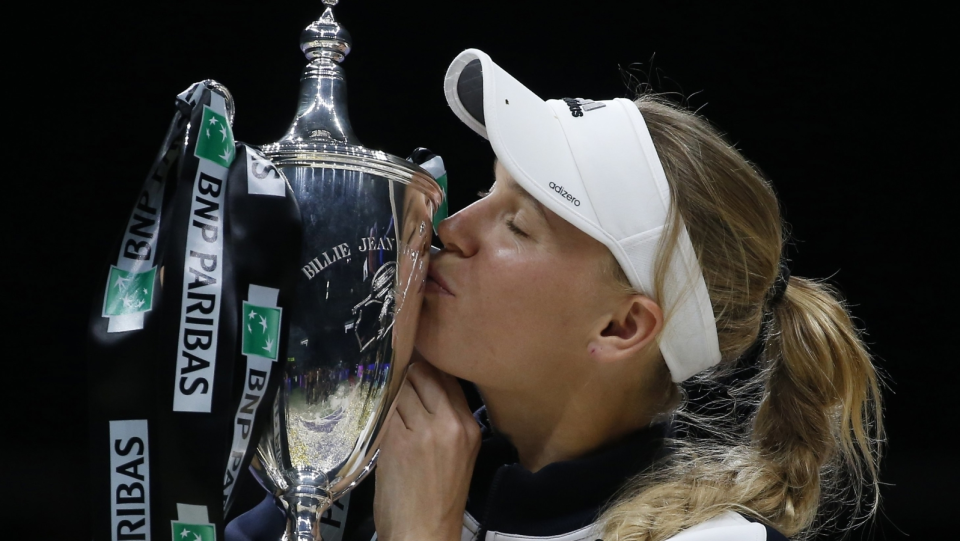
[269,0,357,147]
[302,1,352,65]
[262,1,441,202]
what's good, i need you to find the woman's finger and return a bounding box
[437,373,482,439]
[412,361,480,441]
[388,399,408,434]
[405,361,453,416]
[437,372,472,416]
[394,377,428,430]
[382,401,407,450]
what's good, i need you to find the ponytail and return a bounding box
[756,277,883,532]
[594,96,884,541]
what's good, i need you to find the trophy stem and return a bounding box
[284,485,333,541]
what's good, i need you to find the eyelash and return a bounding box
[506,218,529,238]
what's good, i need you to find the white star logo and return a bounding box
[114,275,132,291]
[219,124,228,141]
[193,534,203,541]
[121,294,138,309]
[180,528,190,538]
[219,146,232,162]
[258,315,268,333]
[247,324,252,333]
[248,309,258,320]
[263,337,275,353]
[206,128,211,139]
[142,288,149,295]
[208,116,218,126]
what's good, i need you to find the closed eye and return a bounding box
[506,218,529,238]
[478,190,530,238]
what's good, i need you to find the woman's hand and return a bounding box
[373,358,482,541]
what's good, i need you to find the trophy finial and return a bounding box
[270,1,360,146]
[301,4,351,64]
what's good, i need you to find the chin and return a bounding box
[413,328,473,380]
[413,319,443,365]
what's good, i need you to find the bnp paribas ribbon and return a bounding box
[88,80,303,541]
[88,0,446,540]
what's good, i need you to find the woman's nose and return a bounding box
[435,207,480,258]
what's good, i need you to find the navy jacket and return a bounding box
[227,406,787,541]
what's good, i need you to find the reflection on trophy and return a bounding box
[249,1,443,539]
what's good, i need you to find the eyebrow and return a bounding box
[493,159,549,224]
[508,180,549,223]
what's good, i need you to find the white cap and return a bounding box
[443,49,721,382]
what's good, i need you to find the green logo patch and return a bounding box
[241,301,282,360]
[194,105,235,168]
[103,265,156,316]
[433,172,448,230]
[171,521,215,541]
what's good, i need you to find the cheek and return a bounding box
[415,251,589,386]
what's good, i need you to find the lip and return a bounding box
[426,265,456,297]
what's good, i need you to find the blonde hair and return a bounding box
[595,95,884,540]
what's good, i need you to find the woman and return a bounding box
[230,48,882,541]
[371,49,882,541]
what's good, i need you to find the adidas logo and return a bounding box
[562,97,606,118]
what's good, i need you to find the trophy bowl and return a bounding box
[248,2,444,540]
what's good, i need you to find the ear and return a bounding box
[587,295,663,364]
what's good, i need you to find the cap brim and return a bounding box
[444,49,607,237]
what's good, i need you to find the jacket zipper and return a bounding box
[475,466,508,541]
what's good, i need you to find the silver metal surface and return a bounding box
[251,2,443,540]
[275,0,358,147]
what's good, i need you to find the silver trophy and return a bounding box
[250,1,443,539]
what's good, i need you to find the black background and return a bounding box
[15,1,952,539]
